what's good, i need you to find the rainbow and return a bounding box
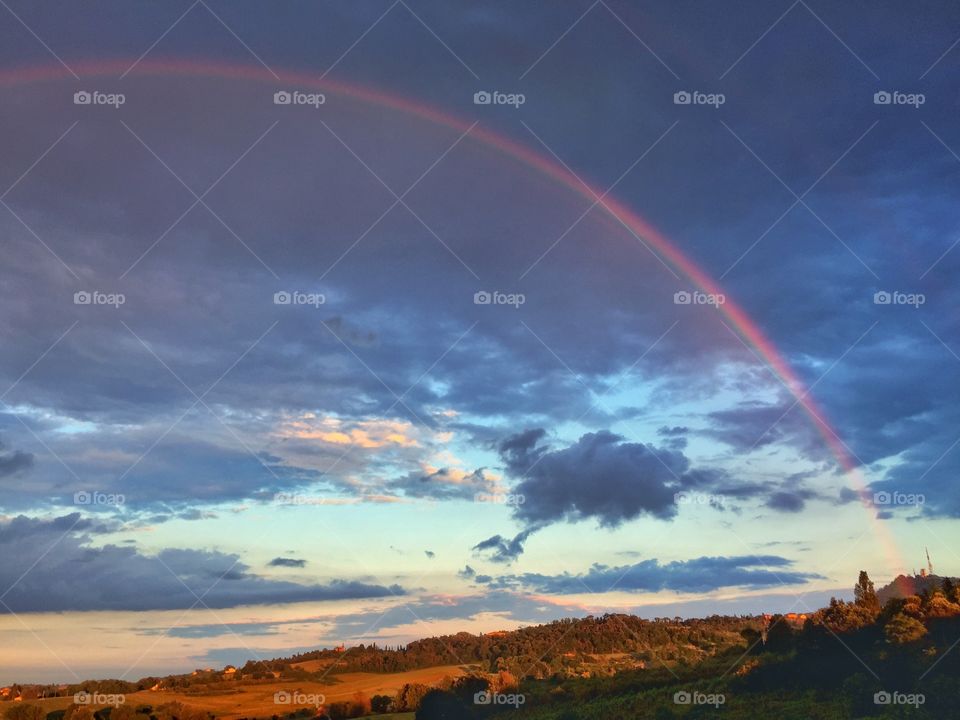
[0,58,902,571]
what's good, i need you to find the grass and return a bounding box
[9,667,465,720]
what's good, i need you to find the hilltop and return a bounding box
[877,573,960,605]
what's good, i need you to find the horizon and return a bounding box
[2,0,960,696]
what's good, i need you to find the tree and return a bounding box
[414,690,470,720]
[106,706,136,720]
[393,684,430,713]
[854,571,880,615]
[4,705,44,720]
[449,676,488,705]
[942,577,955,601]
[369,695,392,713]
[924,591,960,618]
[885,612,928,644]
[819,598,875,633]
[62,706,96,720]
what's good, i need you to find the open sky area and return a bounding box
[1,0,959,683]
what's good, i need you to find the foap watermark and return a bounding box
[674,90,725,108]
[474,492,526,506]
[274,691,325,706]
[874,290,924,308]
[874,691,924,708]
[873,90,925,108]
[74,490,125,507]
[673,690,725,708]
[674,491,726,508]
[74,290,125,308]
[674,290,725,307]
[273,492,329,506]
[474,691,525,708]
[474,290,525,308]
[873,490,925,508]
[274,90,325,108]
[74,692,125,707]
[274,290,325,307]
[474,90,526,108]
[74,90,125,108]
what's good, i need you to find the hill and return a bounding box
[9,571,960,718]
[877,573,960,605]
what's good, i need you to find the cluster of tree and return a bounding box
[272,614,760,680]
[441,571,960,719]
[1,682,141,703]
[804,571,960,643]
[7,702,208,720]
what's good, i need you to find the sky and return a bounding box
[1,0,959,683]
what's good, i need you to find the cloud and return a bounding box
[471,528,537,564]
[499,429,721,528]
[389,466,497,501]
[704,399,824,459]
[269,557,306,568]
[487,555,822,594]
[0,514,402,613]
[275,414,417,449]
[0,438,33,478]
[766,490,812,513]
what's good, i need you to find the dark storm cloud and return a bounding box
[269,557,306,568]
[0,439,33,477]
[657,426,688,437]
[471,528,537,564]
[0,515,402,613]
[474,428,819,558]
[500,429,717,527]
[766,491,807,513]
[488,555,822,594]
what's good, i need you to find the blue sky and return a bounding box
[1,0,960,682]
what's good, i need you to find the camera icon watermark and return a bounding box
[674,491,725,508]
[873,290,924,308]
[273,492,327,506]
[74,692,125,707]
[674,289,725,307]
[273,90,325,108]
[474,290,525,308]
[274,290,325,307]
[673,90,725,108]
[673,690,725,707]
[873,90,925,108]
[874,690,924,708]
[73,90,125,108]
[473,691,525,707]
[74,290,125,308]
[274,691,325,706]
[474,492,525,506]
[872,490,925,508]
[74,490,125,507]
[473,90,526,108]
